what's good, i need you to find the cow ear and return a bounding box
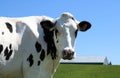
[40,20,55,31]
[78,21,91,32]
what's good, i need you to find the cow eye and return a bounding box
[55,29,59,34]
[55,29,59,37]
[55,29,61,36]
[75,30,78,38]
[71,17,75,20]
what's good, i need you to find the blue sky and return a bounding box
[0,0,120,65]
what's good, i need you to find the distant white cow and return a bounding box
[0,12,91,78]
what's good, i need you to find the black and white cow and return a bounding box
[0,12,91,78]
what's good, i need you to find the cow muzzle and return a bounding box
[62,49,74,60]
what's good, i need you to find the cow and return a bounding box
[0,12,91,78]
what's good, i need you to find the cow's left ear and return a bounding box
[78,21,91,32]
[40,20,55,31]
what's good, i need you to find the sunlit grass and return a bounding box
[54,64,120,78]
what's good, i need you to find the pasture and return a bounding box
[54,64,120,78]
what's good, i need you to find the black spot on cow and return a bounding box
[0,44,3,54]
[40,21,57,60]
[27,54,34,67]
[40,49,45,61]
[40,20,54,30]
[38,61,41,66]
[5,50,13,60]
[9,44,12,49]
[5,22,13,33]
[4,47,9,56]
[4,46,13,60]
[2,32,4,35]
[35,41,41,53]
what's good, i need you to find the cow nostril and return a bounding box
[67,52,71,57]
[67,52,74,57]
[63,50,67,55]
[72,52,74,55]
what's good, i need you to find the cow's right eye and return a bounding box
[71,17,74,20]
[75,30,78,38]
[55,29,59,34]
[55,29,59,38]
[55,29,61,37]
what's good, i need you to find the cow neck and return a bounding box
[42,25,57,60]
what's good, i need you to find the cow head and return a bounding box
[41,12,91,60]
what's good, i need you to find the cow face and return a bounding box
[41,12,91,60]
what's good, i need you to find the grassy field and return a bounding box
[53,64,120,78]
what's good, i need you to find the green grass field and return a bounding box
[54,64,120,78]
